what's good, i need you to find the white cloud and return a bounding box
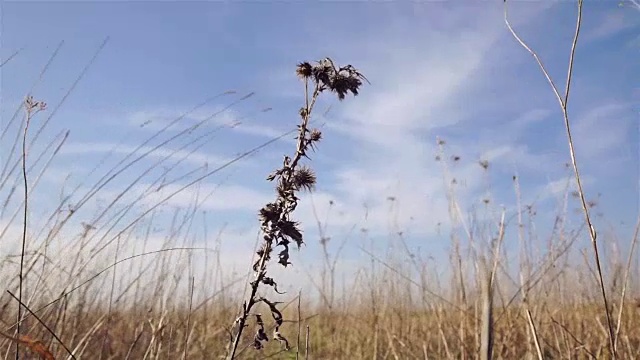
[333,32,496,146]
[545,176,590,198]
[510,108,553,132]
[584,8,640,42]
[572,102,635,159]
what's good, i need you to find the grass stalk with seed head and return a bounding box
[16,96,47,359]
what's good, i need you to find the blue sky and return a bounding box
[1,1,639,293]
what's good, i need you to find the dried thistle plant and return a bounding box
[226,58,367,359]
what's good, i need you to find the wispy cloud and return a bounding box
[584,7,640,42]
[571,101,636,159]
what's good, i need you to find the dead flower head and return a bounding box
[296,57,368,101]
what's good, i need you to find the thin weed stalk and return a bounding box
[16,96,47,359]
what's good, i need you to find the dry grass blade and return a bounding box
[614,216,640,352]
[525,308,544,360]
[0,48,23,68]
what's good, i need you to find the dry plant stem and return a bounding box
[296,291,301,360]
[525,308,544,360]
[16,97,47,359]
[514,175,543,358]
[182,276,195,360]
[614,216,640,351]
[480,209,506,360]
[504,1,616,357]
[305,325,309,360]
[228,81,318,358]
[479,270,494,360]
[227,59,366,359]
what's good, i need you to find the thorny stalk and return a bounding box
[504,0,616,357]
[226,58,367,359]
[16,96,47,359]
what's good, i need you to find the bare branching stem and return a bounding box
[504,1,616,358]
